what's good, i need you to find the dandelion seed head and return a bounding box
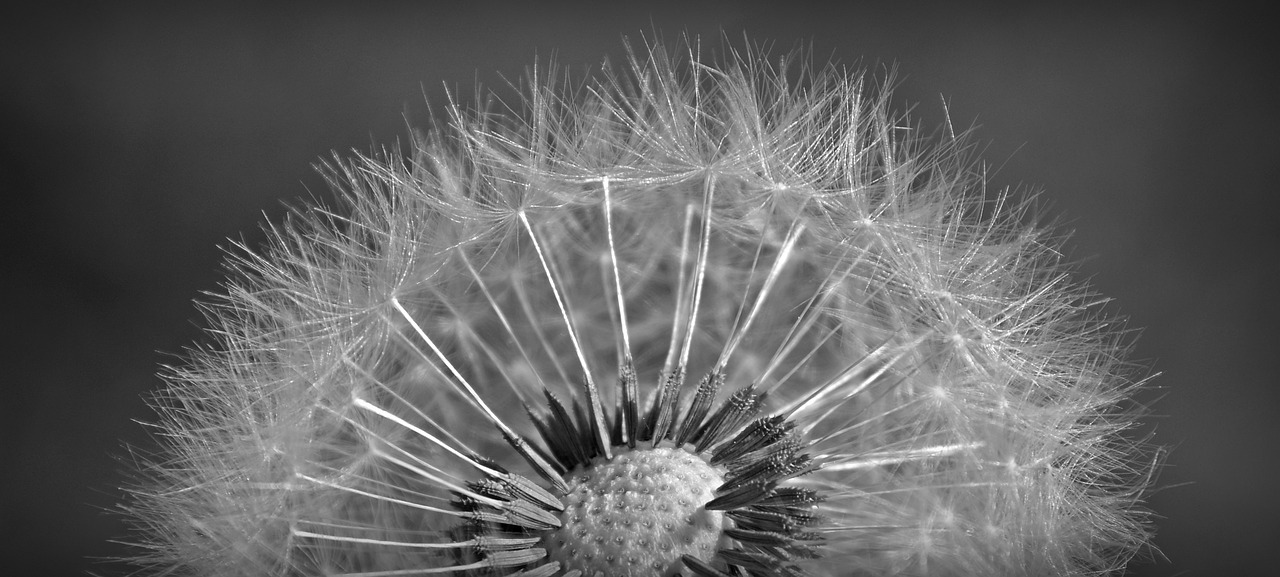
[122,35,1155,577]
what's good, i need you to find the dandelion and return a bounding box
[123,37,1154,576]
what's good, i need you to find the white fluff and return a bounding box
[122,37,1155,576]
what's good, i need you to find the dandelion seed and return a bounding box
[122,37,1155,576]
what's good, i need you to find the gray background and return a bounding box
[3,2,1272,575]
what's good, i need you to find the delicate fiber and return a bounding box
[122,37,1155,576]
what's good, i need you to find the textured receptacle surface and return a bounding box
[546,447,725,576]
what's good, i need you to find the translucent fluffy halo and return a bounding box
[123,36,1154,577]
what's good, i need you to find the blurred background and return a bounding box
[2,2,1272,575]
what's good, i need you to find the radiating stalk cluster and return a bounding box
[369,177,838,576]
[123,37,1154,577]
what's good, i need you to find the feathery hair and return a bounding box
[123,37,1154,576]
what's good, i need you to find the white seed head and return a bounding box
[122,36,1155,577]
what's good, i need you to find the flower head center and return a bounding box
[546,446,725,576]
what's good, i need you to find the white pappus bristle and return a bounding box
[122,37,1155,577]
